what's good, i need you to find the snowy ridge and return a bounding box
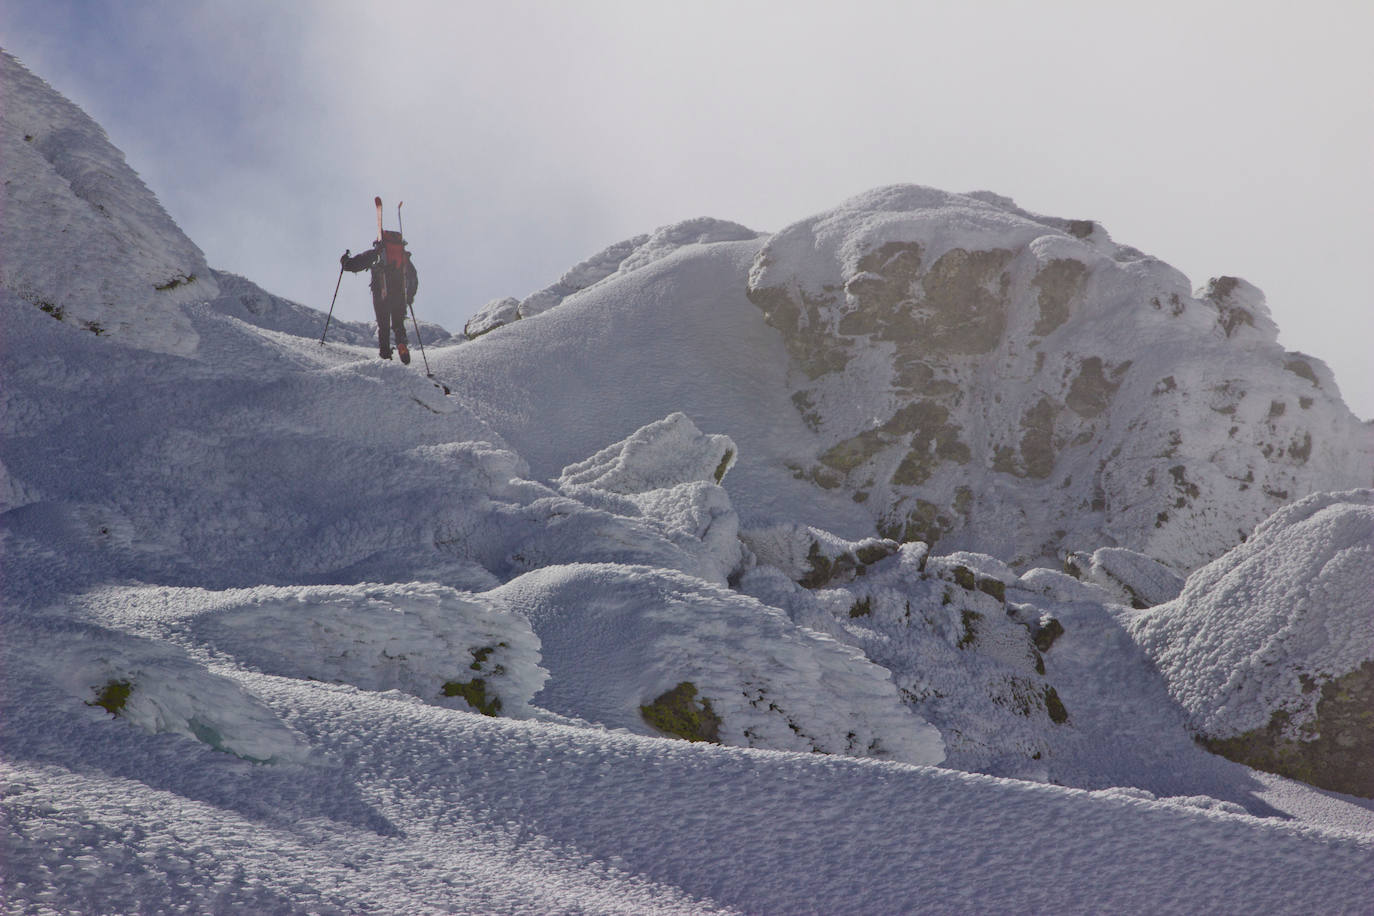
[465,216,760,336]
[5,53,1374,914]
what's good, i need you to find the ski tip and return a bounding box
[374,195,382,206]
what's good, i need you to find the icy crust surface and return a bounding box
[0,51,214,354]
[1129,489,1374,738]
[746,184,1374,571]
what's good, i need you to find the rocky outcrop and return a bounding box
[746,186,1372,571]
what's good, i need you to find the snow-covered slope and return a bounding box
[4,50,1374,914]
[0,51,214,354]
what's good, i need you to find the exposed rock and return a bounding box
[741,524,900,590]
[1198,661,1374,798]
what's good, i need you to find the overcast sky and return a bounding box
[6,0,1371,417]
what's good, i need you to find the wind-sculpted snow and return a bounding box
[0,51,214,354]
[1066,546,1186,609]
[558,411,737,494]
[488,563,945,765]
[74,583,548,718]
[1130,489,1374,796]
[747,185,1374,571]
[510,217,761,324]
[5,612,309,765]
[7,55,1374,913]
[555,412,744,583]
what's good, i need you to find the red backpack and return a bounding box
[380,229,409,271]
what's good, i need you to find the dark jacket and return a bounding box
[343,243,418,307]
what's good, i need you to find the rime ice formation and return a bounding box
[1130,490,1374,797]
[5,48,1374,914]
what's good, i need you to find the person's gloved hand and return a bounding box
[340,250,351,267]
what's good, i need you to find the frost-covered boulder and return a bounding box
[1130,490,1374,797]
[75,583,547,718]
[557,411,737,494]
[741,545,1069,773]
[489,563,945,765]
[0,51,215,355]
[550,413,744,583]
[747,185,1373,571]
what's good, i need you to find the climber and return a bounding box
[340,229,418,363]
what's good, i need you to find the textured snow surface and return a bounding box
[514,217,761,321]
[488,563,944,764]
[0,52,214,354]
[1130,489,1374,737]
[5,51,1374,914]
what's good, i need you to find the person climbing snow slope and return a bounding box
[341,228,418,363]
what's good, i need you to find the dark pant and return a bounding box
[372,288,408,355]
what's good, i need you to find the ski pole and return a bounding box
[320,262,345,345]
[397,202,433,378]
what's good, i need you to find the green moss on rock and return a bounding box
[88,679,132,716]
[441,677,502,716]
[640,682,721,743]
[713,449,735,484]
[951,565,977,591]
[976,577,1006,602]
[958,609,982,648]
